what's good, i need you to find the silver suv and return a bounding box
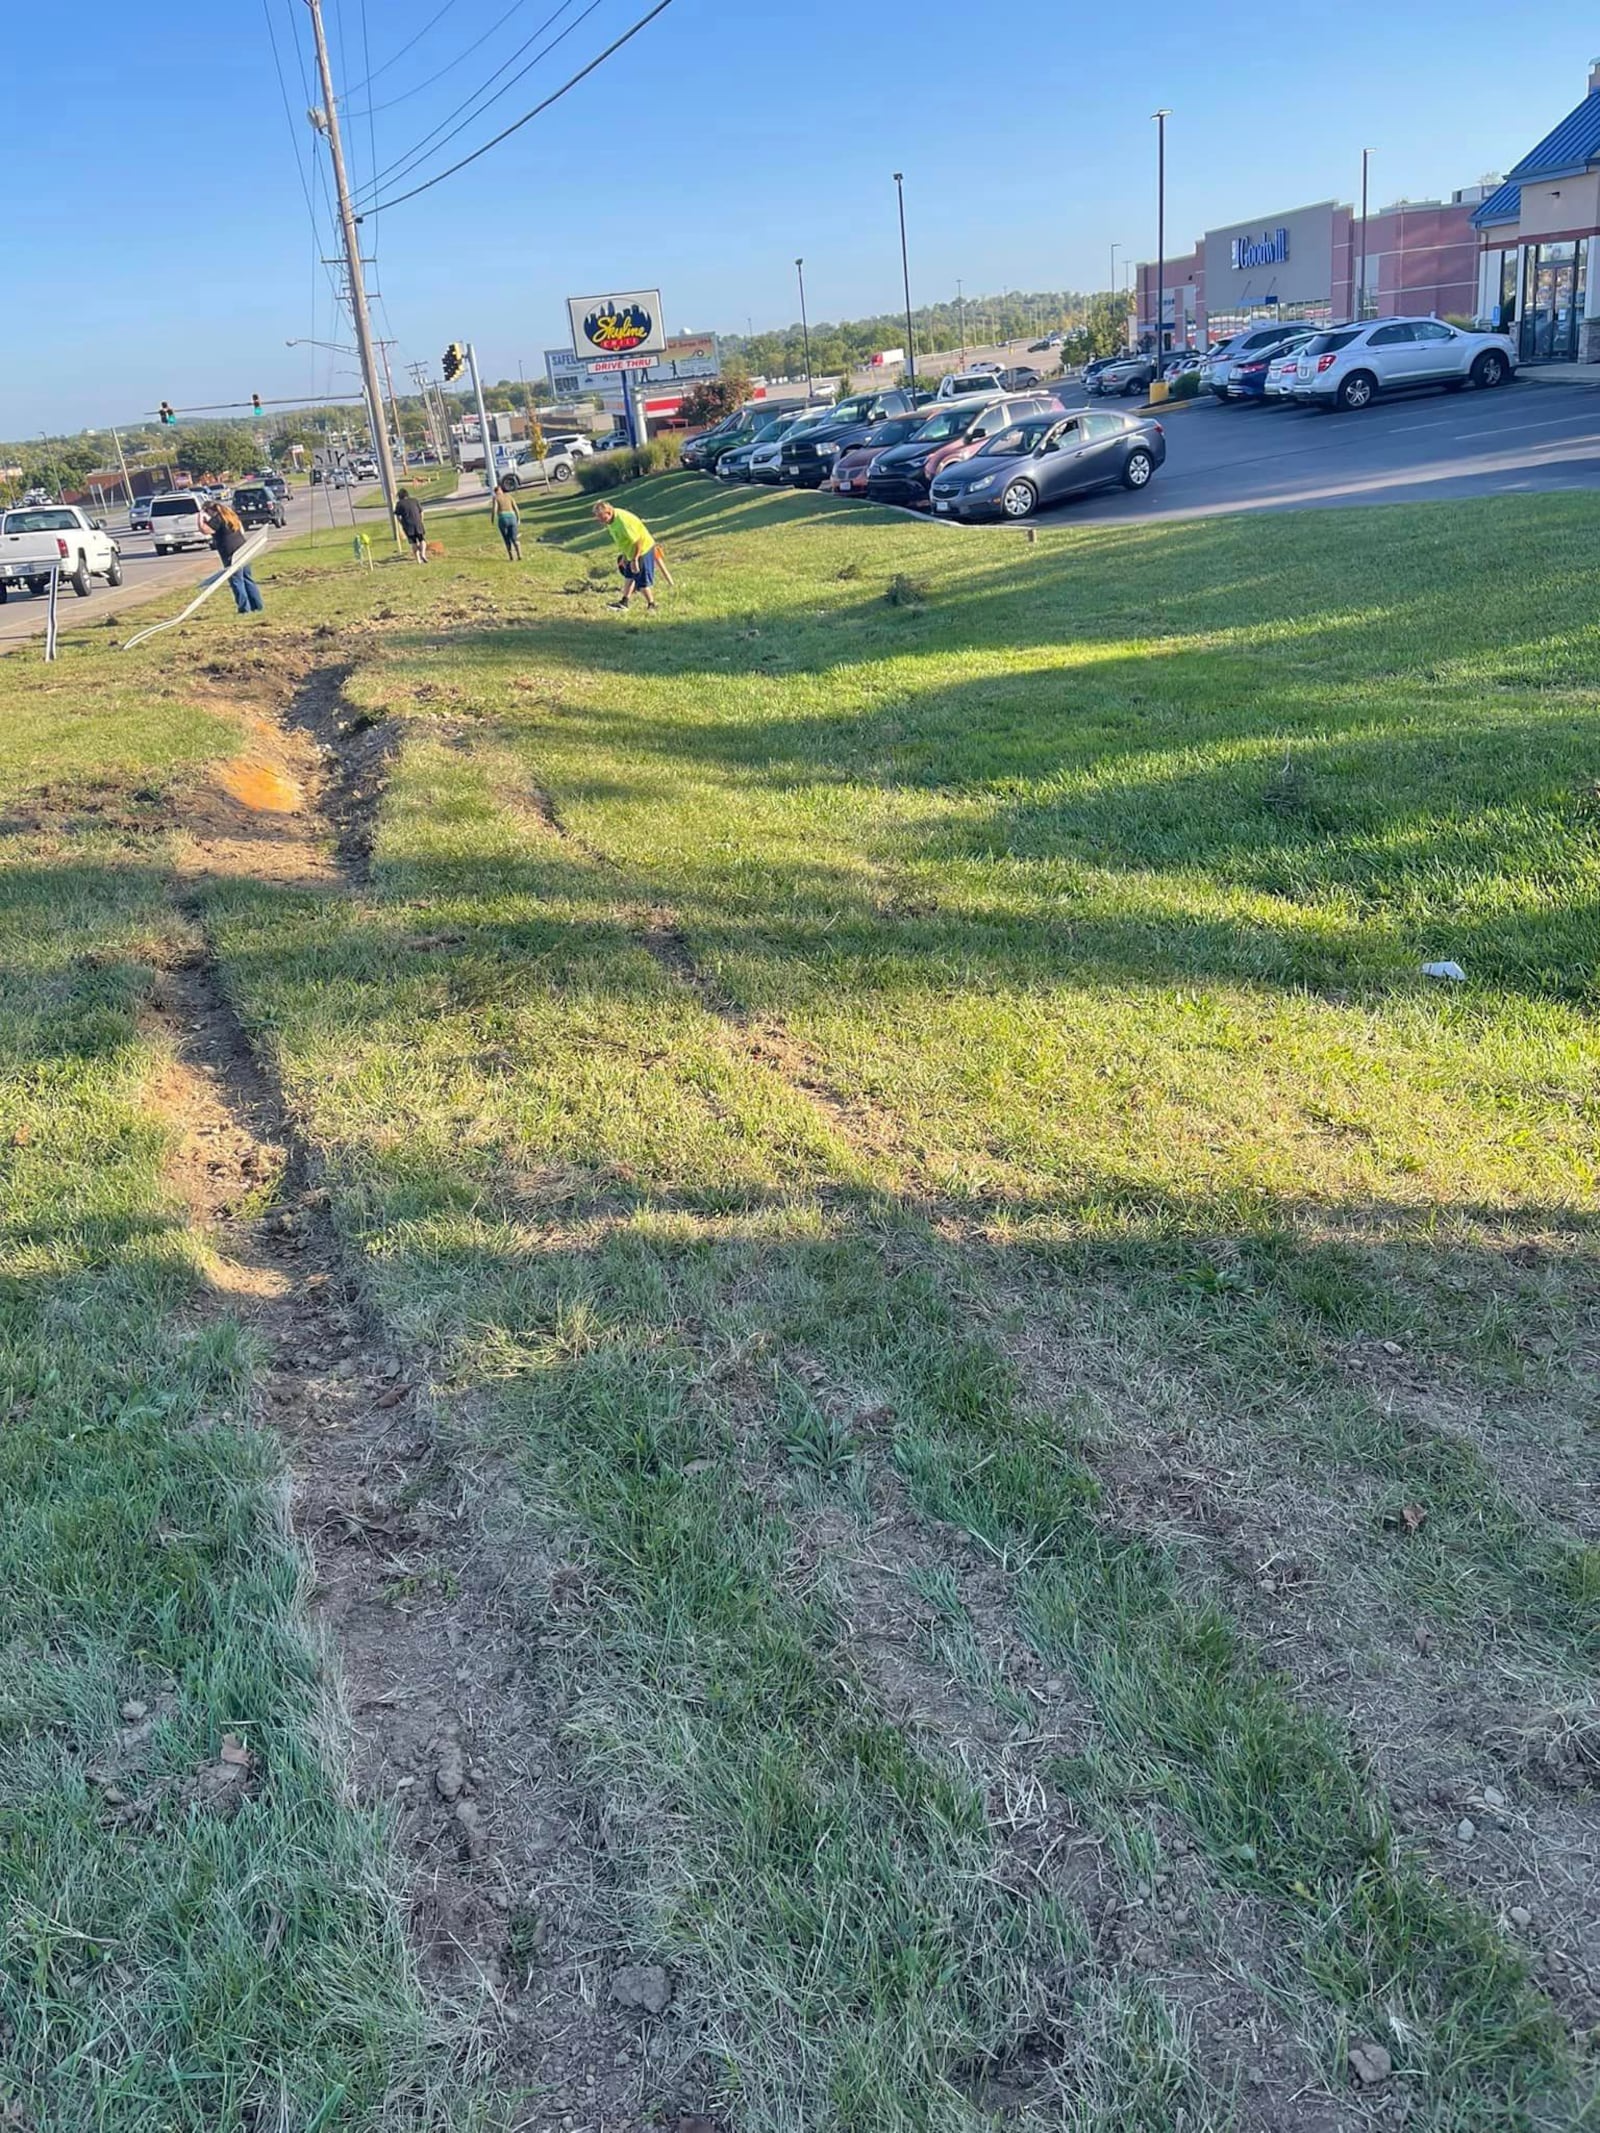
[1291,317,1516,411]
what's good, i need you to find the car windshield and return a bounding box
[1302,330,1361,355]
[975,417,1056,458]
[914,405,988,442]
[2,509,76,533]
[861,416,922,447]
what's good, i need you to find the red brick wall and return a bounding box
[1362,201,1480,319]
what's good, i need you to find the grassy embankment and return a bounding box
[3,472,1595,2130]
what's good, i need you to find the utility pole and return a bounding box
[464,342,495,496]
[795,258,813,397]
[305,0,400,543]
[107,424,136,508]
[957,278,966,363]
[375,338,408,473]
[407,363,442,460]
[1153,110,1170,362]
[1359,148,1371,321]
[893,173,916,393]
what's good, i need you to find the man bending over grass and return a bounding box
[593,499,659,613]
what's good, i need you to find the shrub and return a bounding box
[574,435,685,494]
[1166,367,1201,401]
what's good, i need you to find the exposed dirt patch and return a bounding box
[139,676,690,2129]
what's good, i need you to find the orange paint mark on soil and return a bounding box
[214,759,303,814]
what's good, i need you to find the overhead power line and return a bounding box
[347,0,547,121]
[343,0,468,100]
[359,0,675,217]
[353,0,592,204]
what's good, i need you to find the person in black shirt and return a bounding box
[201,499,263,613]
[395,488,428,562]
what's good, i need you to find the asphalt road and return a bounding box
[1036,373,1600,526]
[0,481,363,652]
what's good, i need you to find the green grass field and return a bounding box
[2,473,1595,2130]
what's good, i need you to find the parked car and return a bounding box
[745,405,833,483]
[864,393,1057,507]
[779,387,929,488]
[232,483,288,528]
[927,408,1166,521]
[1089,354,1156,398]
[544,432,594,456]
[0,503,122,598]
[934,369,1010,401]
[129,496,154,533]
[1227,331,1318,402]
[148,494,216,553]
[1203,325,1303,401]
[498,447,575,489]
[680,411,751,470]
[1291,315,1517,411]
[829,411,935,497]
[996,365,1044,390]
[693,405,788,474]
[715,410,810,482]
[1263,344,1308,402]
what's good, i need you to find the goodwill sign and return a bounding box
[1229,228,1290,271]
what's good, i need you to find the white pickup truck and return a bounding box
[0,504,123,600]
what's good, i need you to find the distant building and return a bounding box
[1473,58,1600,364]
[1136,190,1483,348]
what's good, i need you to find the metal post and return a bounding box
[795,258,813,397]
[305,0,401,546]
[1153,109,1170,361]
[44,565,60,662]
[894,173,916,393]
[1359,149,1370,321]
[465,341,495,499]
[108,424,135,510]
[957,278,966,363]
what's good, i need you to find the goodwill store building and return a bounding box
[1472,60,1600,365]
[1136,193,1482,347]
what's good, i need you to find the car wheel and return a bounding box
[71,556,92,596]
[501,473,520,491]
[106,553,123,587]
[551,461,574,484]
[1123,448,1154,490]
[1000,478,1037,520]
[1471,351,1507,389]
[1335,370,1376,411]
[155,544,168,556]
[0,582,6,603]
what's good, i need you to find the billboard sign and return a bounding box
[567,290,667,361]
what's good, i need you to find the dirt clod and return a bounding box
[433,1738,467,1801]
[1348,2040,1393,2088]
[610,1963,672,2016]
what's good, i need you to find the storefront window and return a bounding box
[1521,241,1588,362]
[1498,250,1518,330]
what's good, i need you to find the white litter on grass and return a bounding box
[1421,961,1466,982]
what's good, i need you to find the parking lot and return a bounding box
[1029,374,1600,525]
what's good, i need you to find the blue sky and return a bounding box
[4,2,1590,434]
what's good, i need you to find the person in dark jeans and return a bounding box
[395,487,428,562]
[492,482,522,560]
[202,500,263,614]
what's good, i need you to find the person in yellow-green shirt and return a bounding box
[593,499,659,613]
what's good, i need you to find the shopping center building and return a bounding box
[1135,191,1485,349]
[1472,60,1600,365]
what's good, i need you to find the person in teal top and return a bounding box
[492,483,521,560]
[593,500,659,612]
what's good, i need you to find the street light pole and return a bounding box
[795,257,813,397]
[894,172,916,393]
[1153,109,1170,361]
[957,277,967,364]
[1359,148,1371,320]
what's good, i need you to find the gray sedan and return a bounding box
[927,409,1166,520]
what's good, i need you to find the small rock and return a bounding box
[1457,1818,1476,1842]
[610,1962,672,2016]
[1509,1905,1532,1930]
[120,1699,148,1723]
[1246,2067,1266,2087]
[1349,2040,1392,2089]
[455,1798,487,1861]
[1482,1785,1506,1811]
[1381,1340,1405,1357]
[434,1740,467,1802]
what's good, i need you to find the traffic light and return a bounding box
[442,342,464,383]
[159,401,175,426]
[251,393,262,414]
